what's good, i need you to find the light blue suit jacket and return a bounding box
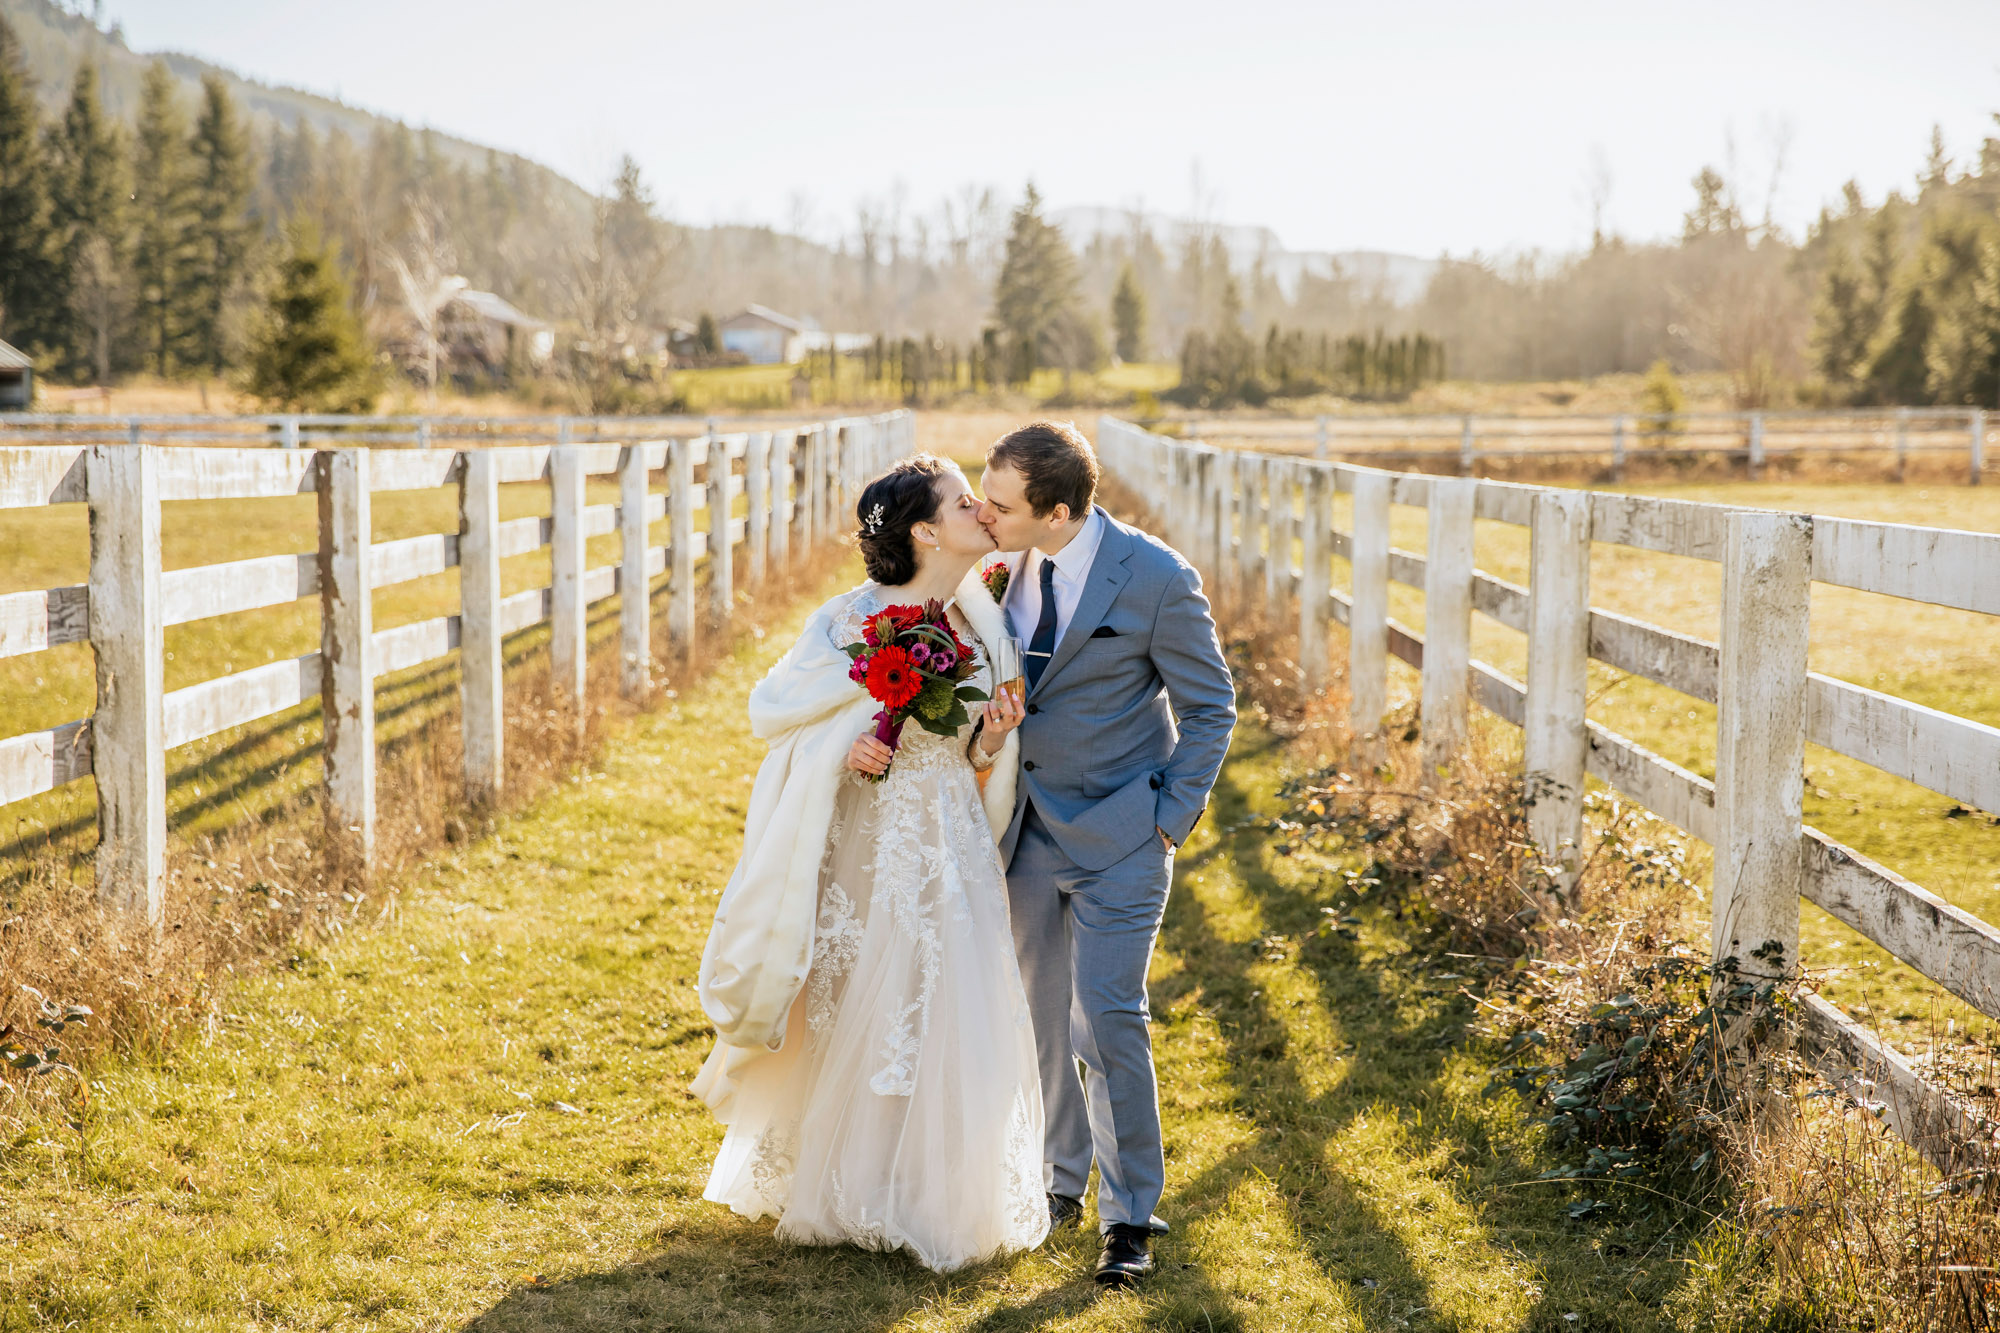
[1002,508,1236,872]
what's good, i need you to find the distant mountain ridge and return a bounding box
[1051,206,1436,307]
[1,0,594,214]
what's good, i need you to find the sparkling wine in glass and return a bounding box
[994,634,1025,704]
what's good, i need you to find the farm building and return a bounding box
[719,305,807,365]
[0,340,32,409]
[441,287,554,376]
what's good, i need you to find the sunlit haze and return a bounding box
[100,0,2000,257]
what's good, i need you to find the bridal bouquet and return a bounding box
[842,600,989,782]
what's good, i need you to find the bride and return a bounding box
[692,453,1049,1271]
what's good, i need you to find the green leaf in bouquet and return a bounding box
[956,685,990,704]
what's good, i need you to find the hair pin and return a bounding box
[862,502,886,537]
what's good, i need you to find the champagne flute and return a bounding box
[993,634,1025,706]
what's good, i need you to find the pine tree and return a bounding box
[1809,246,1873,393]
[132,59,196,376]
[0,15,55,351]
[45,62,128,383]
[245,222,377,412]
[993,183,1083,382]
[185,74,251,376]
[1111,262,1146,362]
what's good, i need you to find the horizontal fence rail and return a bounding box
[1098,414,2000,1177]
[1167,407,1990,485]
[0,411,832,451]
[0,410,915,920]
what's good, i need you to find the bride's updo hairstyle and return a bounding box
[855,453,954,585]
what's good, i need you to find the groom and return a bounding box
[976,421,1235,1288]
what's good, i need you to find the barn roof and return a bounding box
[448,289,549,330]
[721,304,808,334]
[0,339,31,371]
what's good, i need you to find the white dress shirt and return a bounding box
[1007,507,1107,654]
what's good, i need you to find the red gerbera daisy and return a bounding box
[862,645,923,710]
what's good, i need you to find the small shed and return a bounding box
[0,340,32,409]
[719,305,807,365]
[441,288,553,375]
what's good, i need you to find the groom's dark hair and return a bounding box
[987,420,1099,521]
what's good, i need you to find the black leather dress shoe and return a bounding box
[1094,1223,1156,1287]
[1047,1192,1085,1230]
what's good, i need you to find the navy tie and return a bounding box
[1025,557,1059,690]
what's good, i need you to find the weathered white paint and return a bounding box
[1386,547,1427,590]
[1297,464,1331,689]
[1799,991,1995,1175]
[1811,517,2000,616]
[709,440,735,625]
[1420,476,1477,776]
[1807,672,2000,817]
[1588,611,1719,703]
[770,431,792,567]
[366,451,460,493]
[1803,827,2000,1020]
[1588,493,1731,561]
[1348,470,1391,741]
[669,440,696,658]
[368,533,457,589]
[459,450,504,805]
[88,445,165,920]
[0,583,90,656]
[1585,720,1718,845]
[549,446,587,722]
[0,717,91,804]
[1471,571,1529,632]
[1524,489,1592,885]
[619,445,653,699]
[0,446,89,507]
[165,652,321,748]
[317,449,375,867]
[1473,480,1537,528]
[497,514,547,560]
[1712,511,1811,979]
[746,432,770,585]
[1262,457,1284,605]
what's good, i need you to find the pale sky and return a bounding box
[104,0,2000,259]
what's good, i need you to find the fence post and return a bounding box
[805,427,825,548]
[417,419,433,450]
[281,415,300,450]
[87,444,165,921]
[1895,407,1910,483]
[555,415,572,447]
[1237,453,1262,606]
[1420,475,1476,778]
[459,449,504,805]
[317,448,376,868]
[1298,464,1331,690]
[1524,489,1592,891]
[1611,414,1628,483]
[771,431,793,567]
[1315,413,1329,460]
[550,445,586,729]
[1349,469,1390,747]
[618,444,652,699]
[1972,408,1986,486]
[1262,456,1284,606]
[709,436,734,627]
[1459,415,1476,475]
[669,439,696,660]
[1748,412,1765,480]
[1712,511,1810,986]
[746,431,770,584]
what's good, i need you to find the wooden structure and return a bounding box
[0,410,914,919]
[1099,413,2000,1178]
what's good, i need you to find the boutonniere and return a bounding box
[980,558,1010,603]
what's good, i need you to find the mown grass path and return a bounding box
[1,565,1703,1332]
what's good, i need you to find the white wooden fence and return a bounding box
[1173,407,1991,484]
[0,410,914,921]
[1098,414,2000,1176]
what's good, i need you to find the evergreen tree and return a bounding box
[1111,262,1147,362]
[45,62,128,383]
[993,183,1083,382]
[185,74,251,376]
[1923,224,2000,405]
[695,310,718,355]
[0,15,55,350]
[1809,246,1873,393]
[245,222,376,411]
[132,59,196,376]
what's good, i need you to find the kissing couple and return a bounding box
[692,420,1235,1284]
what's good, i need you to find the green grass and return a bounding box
[1326,479,2000,1057]
[0,557,1729,1332]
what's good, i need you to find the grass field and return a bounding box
[0,557,1735,1332]
[1327,480,2000,1062]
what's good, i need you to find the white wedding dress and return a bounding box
[703,588,1049,1271]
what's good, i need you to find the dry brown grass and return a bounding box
[0,551,838,1072]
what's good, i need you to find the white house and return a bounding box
[719,305,807,365]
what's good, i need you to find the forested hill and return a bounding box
[0,0,592,215]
